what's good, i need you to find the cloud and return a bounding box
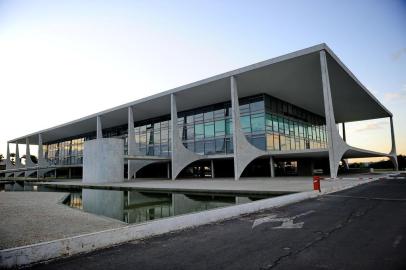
[384,85,406,102]
[356,121,388,132]
[391,48,406,61]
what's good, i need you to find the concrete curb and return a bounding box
[0,178,377,268]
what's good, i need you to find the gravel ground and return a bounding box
[0,192,125,250]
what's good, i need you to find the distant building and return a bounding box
[1,44,398,180]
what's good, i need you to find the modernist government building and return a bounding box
[1,44,398,182]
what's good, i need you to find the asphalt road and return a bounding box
[30,177,406,270]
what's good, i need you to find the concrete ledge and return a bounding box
[0,178,377,268]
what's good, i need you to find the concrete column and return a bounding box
[25,138,35,167]
[15,143,21,168]
[127,107,136,180]
[389,117,398,171]
[24,137,36,177]
[5,143,14,178]
[230,76,266,180]
[320,51,348,178]
[167,162,170,179]
[26,138,30,161]
[170,93,201,180]
[38,134,44,164]
[97,116,103,139]
[341,123,350,170]
[6,143,12,168]
[342,123,346,142]
[211,160,215,179]
[37,133,49,179]
[269,156,275,178]
[390,117,397,154]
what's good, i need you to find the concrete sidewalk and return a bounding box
[0,192,125,250]
[32,174,387,195]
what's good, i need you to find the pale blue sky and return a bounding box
[0,0,405,160]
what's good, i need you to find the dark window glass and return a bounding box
[195,141,204,155]
[204,140,215,155]
[251,114,265,132]
[226,138,233,154]
[215,120,225,136]
[204,122,214,138]
[215,138,225,154]
[195,124,204,139]
[204,111,214,122]
[251,136,266,150]
[241,115,251,133]
[250,101,264,112]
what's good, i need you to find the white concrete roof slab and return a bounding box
[10,44,391,144]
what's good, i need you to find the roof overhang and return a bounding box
[9,43,391,145]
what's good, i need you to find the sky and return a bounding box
[0,0,405,163]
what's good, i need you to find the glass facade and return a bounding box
[44,138,85,165]
[42,94,327,165]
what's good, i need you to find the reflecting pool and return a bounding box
[65,189,273,224]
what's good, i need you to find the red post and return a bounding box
[313,176,321,192]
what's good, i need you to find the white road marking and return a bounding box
[252,210,315,229]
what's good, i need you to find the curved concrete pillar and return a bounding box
[230,76,267,180]
[127,107,137,179]
[171,93,203,180]
[5,143,15,177]
[389,117,398,171]
[25,138,36,177]
[320,51,349,178]
[37,133,53,178]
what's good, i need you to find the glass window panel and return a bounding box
[266,114,273,130]
[226,138,233,154]
[186,126,194,140]
[241,115,251,133]
[272,116,278,133]
[195,124,204,139]
[290,137,295,150]
[267,134,274,151]
[195,113,203,122]
[186,115,194,124]
[240,103,250,114]
[204,111,214,122]
[278,117,285,134]
[215,138,225,154]
[215,120,225,136]
[251,136,265,151]
[204,122,214,138]
[204,140,215,155]
[251,114,265,132]
[195,141,204,155]
[250,100,264,112]
[226,119,233,135]
[273,134,280,150]
[280,135,287,151]
[214,109,225,119]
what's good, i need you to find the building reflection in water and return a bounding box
[66,189,269,224]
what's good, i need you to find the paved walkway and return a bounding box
[30,177,406,270]
[0,192,125,250]
[33,174,388,195]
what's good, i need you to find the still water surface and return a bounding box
[0,181,274,225]
[65,189,272,224]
